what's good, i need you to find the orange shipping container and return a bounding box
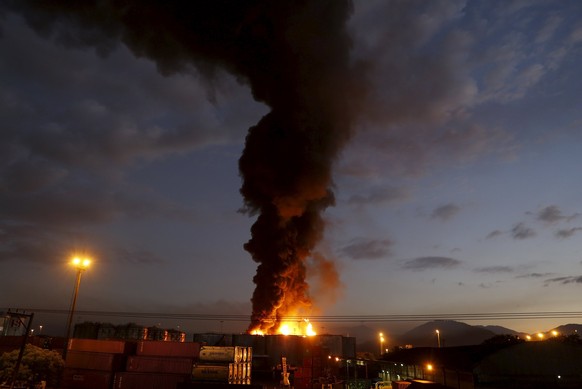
[68,339,134,354]
[136,341,200,358]
[62,368,113,389]
[66,351,126,371]
[126,355,194,374]
[114,372,189,389]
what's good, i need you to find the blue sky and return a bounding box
[1,0,582,337]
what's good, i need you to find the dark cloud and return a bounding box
[474,266,514,274]
[544,276,582,285]
[537,205,579,225]
[0,223,72,263]
[430,203,460,221]
[347,186,410,206]
[486,230,503,239]
[515,272,554,279]
[402,256,461,271]
[511,223,536,240]
[555,227,582,239]
[340,238,393,260]
[112,248,165,265]
[0,14,248,265]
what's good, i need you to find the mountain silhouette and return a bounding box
[397,320,496,347]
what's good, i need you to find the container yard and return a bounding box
[1,324,357,389]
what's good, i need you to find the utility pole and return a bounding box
[3,310,34,389]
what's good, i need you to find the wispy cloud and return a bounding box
[474,266,514,273]
[544,276,582,285]
[515,272,554,279]
[486,230,503,239]
[402,256,461,271]
[555,227,582,239]
[430,204,460,221]
[113,248,165,265]
[537,205,579,224]
[348,186,410,206]
[511,223,536,240]
[340,238,393,260]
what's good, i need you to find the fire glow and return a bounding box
[251,319,316,337]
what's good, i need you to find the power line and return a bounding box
[16,308,582,323]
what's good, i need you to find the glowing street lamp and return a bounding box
[64,256,91,358]
[379,332,385,355]
[436,329,441,348]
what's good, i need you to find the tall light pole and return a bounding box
[379,332,385,355]
[64,256,91,359]
[435,329,441,348]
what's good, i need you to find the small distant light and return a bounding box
[426,364,433,371]
[557,375,561,379]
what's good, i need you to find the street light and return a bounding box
[64,256,91,359]
[379,332,385,355]
[436,329,441,348]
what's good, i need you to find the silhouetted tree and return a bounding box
[0,344,64,387]
[482,334,525,345]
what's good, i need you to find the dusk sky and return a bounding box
[2,1,582,338]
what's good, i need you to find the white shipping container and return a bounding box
[192,364,230,382]
[199,346,243,363]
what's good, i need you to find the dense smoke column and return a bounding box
[1,0,357,333]
[238,3,356,332]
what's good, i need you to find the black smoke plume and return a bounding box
[1,0,358,333]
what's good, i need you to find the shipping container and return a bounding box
[192,333,233,346]
[293,376,313,389]
[0,335,25,347]
[97,323,117,340]
[177,383,262,389]
[232,334,255,347]
[294,367,312,379]
[126,355,194,374]
[113,372,189,389]
[68,338,135,354]
[192,364,230,382]
[136,340,200,358]
[199,346,244,363]
[114,324,147,340]
[65,350,126,371]
[62,368,113,389]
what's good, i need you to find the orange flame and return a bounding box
[250,318,316,337]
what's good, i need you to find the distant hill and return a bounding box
[477,325,525,337]
[550,323,582,336]
[397,320,496,347]
[330,321,582,352]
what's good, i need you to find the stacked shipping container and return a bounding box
[63,339,135,389]
[61,338,254,388]
[113,340,201,389]
[192,346,253,385]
